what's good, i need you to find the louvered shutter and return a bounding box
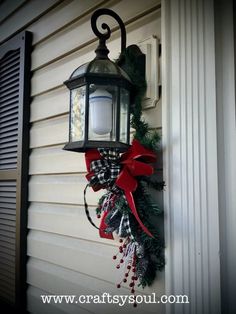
[0,31,32,309]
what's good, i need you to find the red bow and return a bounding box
[85,139,156,238]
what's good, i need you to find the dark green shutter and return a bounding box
[0,31,32,309]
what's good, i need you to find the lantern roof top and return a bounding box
[70,58,132,82]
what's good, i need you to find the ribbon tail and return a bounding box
[84,184,99,230]
[125,191,154,238]
[99,211,114,240]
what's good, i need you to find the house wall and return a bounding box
[0,0,164,313]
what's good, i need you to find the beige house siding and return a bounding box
[0,1,164,313]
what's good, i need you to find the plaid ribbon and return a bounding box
[89,149,121,187]
[118,212,144,258]
[118,213,133,239]
[119,196,134,240]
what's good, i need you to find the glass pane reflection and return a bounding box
[70,86,86,142]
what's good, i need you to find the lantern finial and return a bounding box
[91,8,127,59]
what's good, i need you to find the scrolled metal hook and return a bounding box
[91,8,127,55]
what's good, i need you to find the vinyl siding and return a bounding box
[0,1,164,313]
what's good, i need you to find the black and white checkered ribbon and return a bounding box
[118,213,133,239]
[118,213,144,258]
[89,149,121,187]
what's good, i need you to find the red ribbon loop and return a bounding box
[85,149,104,191]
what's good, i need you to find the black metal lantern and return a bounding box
[63,8,134,152]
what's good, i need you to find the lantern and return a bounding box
[63,8,134,152]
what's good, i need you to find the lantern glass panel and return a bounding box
[120,88,129,143]
[88,84,117,141]
[70,86,86,142]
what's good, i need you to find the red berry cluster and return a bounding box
[112,238,138,307]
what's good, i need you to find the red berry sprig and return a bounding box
[112,239,139,307]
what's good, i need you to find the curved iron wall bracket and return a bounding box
[91,8,127,59]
